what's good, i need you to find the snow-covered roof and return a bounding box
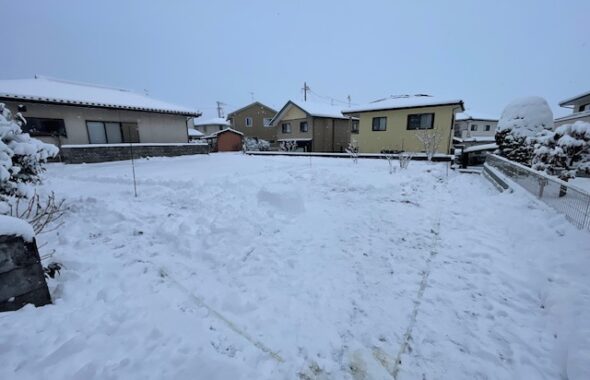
[454,136,496,143]
[204,127,244,138]
[343,95,464,113]
[559,90,590,107]
[455,111,498,122]
[463,143,497,153]
[271,100,351,125]
[226,101,277,117]
[194,117,231,127]
[0,76,199,116]
[187,128,204,137]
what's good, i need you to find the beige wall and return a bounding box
[2,100,189,145]
[228,103,277,142]
[275,117,313,141]
[352,105,459,154]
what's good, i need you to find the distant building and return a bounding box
[187,128,204,141]
[271,100,353,152]
[342,95,464,154]
[204,128,243,152]
[454,111,498,139]
[226,102,277,142]
[194,117,231,135]
[555,90,590,127]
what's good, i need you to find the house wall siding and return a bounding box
[454,119,498,139]
[275,117,313,141]
[228,103,277,142]
[1,100,189,146]
[354,105,459,154]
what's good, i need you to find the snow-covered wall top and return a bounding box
[0,77,198,116]
[455,111,498,122]
[0,215,34,242]
[497,96,554,137]
[344,95,463,113]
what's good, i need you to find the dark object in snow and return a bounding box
[44,262,62,279]
[0,235,51,312]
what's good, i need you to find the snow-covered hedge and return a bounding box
[0,103,59,199]
[495,97,553,165]
[532,121,590,181]
[243,137,270,152]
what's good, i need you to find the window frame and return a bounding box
[470,124,478,131]
[351,120,359,134]
[245,117,253,127]
[281,122,291,134]
[263,117,273,127]
[22,116,67,137]
[485,125,491,131]
[86,120,124,144]
[372,117,387,131]
[299,121,309,133]
[406,113,435,130]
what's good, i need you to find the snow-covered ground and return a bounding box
[1,154,589,380]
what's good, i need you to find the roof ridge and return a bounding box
[34,75,134,94]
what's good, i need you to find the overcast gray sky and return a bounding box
[2,0,588,119]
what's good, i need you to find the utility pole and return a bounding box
[249,92,254,102]
[216,101,225,118]
[347,95,351,108]
[302,82,310,102]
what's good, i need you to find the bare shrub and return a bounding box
[6,191,66,234]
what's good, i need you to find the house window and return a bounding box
[300,121,309,132]
[282,123,291,133]
[580,103,590,112]
[407,113,434,130]
[351,120,359,134]
[485,125,491,131]
[263,118,273,127]
[470,124,478,131]
[245,117,253,127]
[22,117,67,137]
[372,117,387,131]
[86,121,123,144]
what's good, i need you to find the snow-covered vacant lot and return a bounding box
[1,154,589,380]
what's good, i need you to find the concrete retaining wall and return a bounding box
[61,143,209,164]
[0,235,51,312]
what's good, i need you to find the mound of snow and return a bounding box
[257,185,304,214]
[0,215,34,241]
[497,96,554,137]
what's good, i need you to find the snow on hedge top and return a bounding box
[0,215,34,241]
[455,111,498,121]
[497,96,554,137]
[344,95,463,113]
[193,117,230,127]
[0,77,198,116]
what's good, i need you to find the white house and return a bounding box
[555,90,590,127]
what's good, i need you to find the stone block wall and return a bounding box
[60,143,209,164]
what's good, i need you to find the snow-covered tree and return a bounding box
[0,103,59,200]
[495,96,553,165]
[243,137,270,152]
[280,140,298,152]
[532,121,590,181]
[415,128,444,161]
[345,138,359,164]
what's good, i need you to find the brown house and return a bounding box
[271,100,354,152]
[204,128,243,152]
[226,102,277,142]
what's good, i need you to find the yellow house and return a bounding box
[343,95,464,154]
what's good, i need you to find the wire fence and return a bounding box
[485,154,590,231]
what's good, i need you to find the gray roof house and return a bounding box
[555,90,590,127]
[0,76,206,163]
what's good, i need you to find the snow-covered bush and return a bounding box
[280,140,297,152]
[345,139,358,164]
[0,103,58,200]
[532,121,590,181]
[495,96,553,165]
[399,152,413,169]
[415,128,444,161]
[242,137,270,152]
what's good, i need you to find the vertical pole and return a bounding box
[130,142,138,198]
